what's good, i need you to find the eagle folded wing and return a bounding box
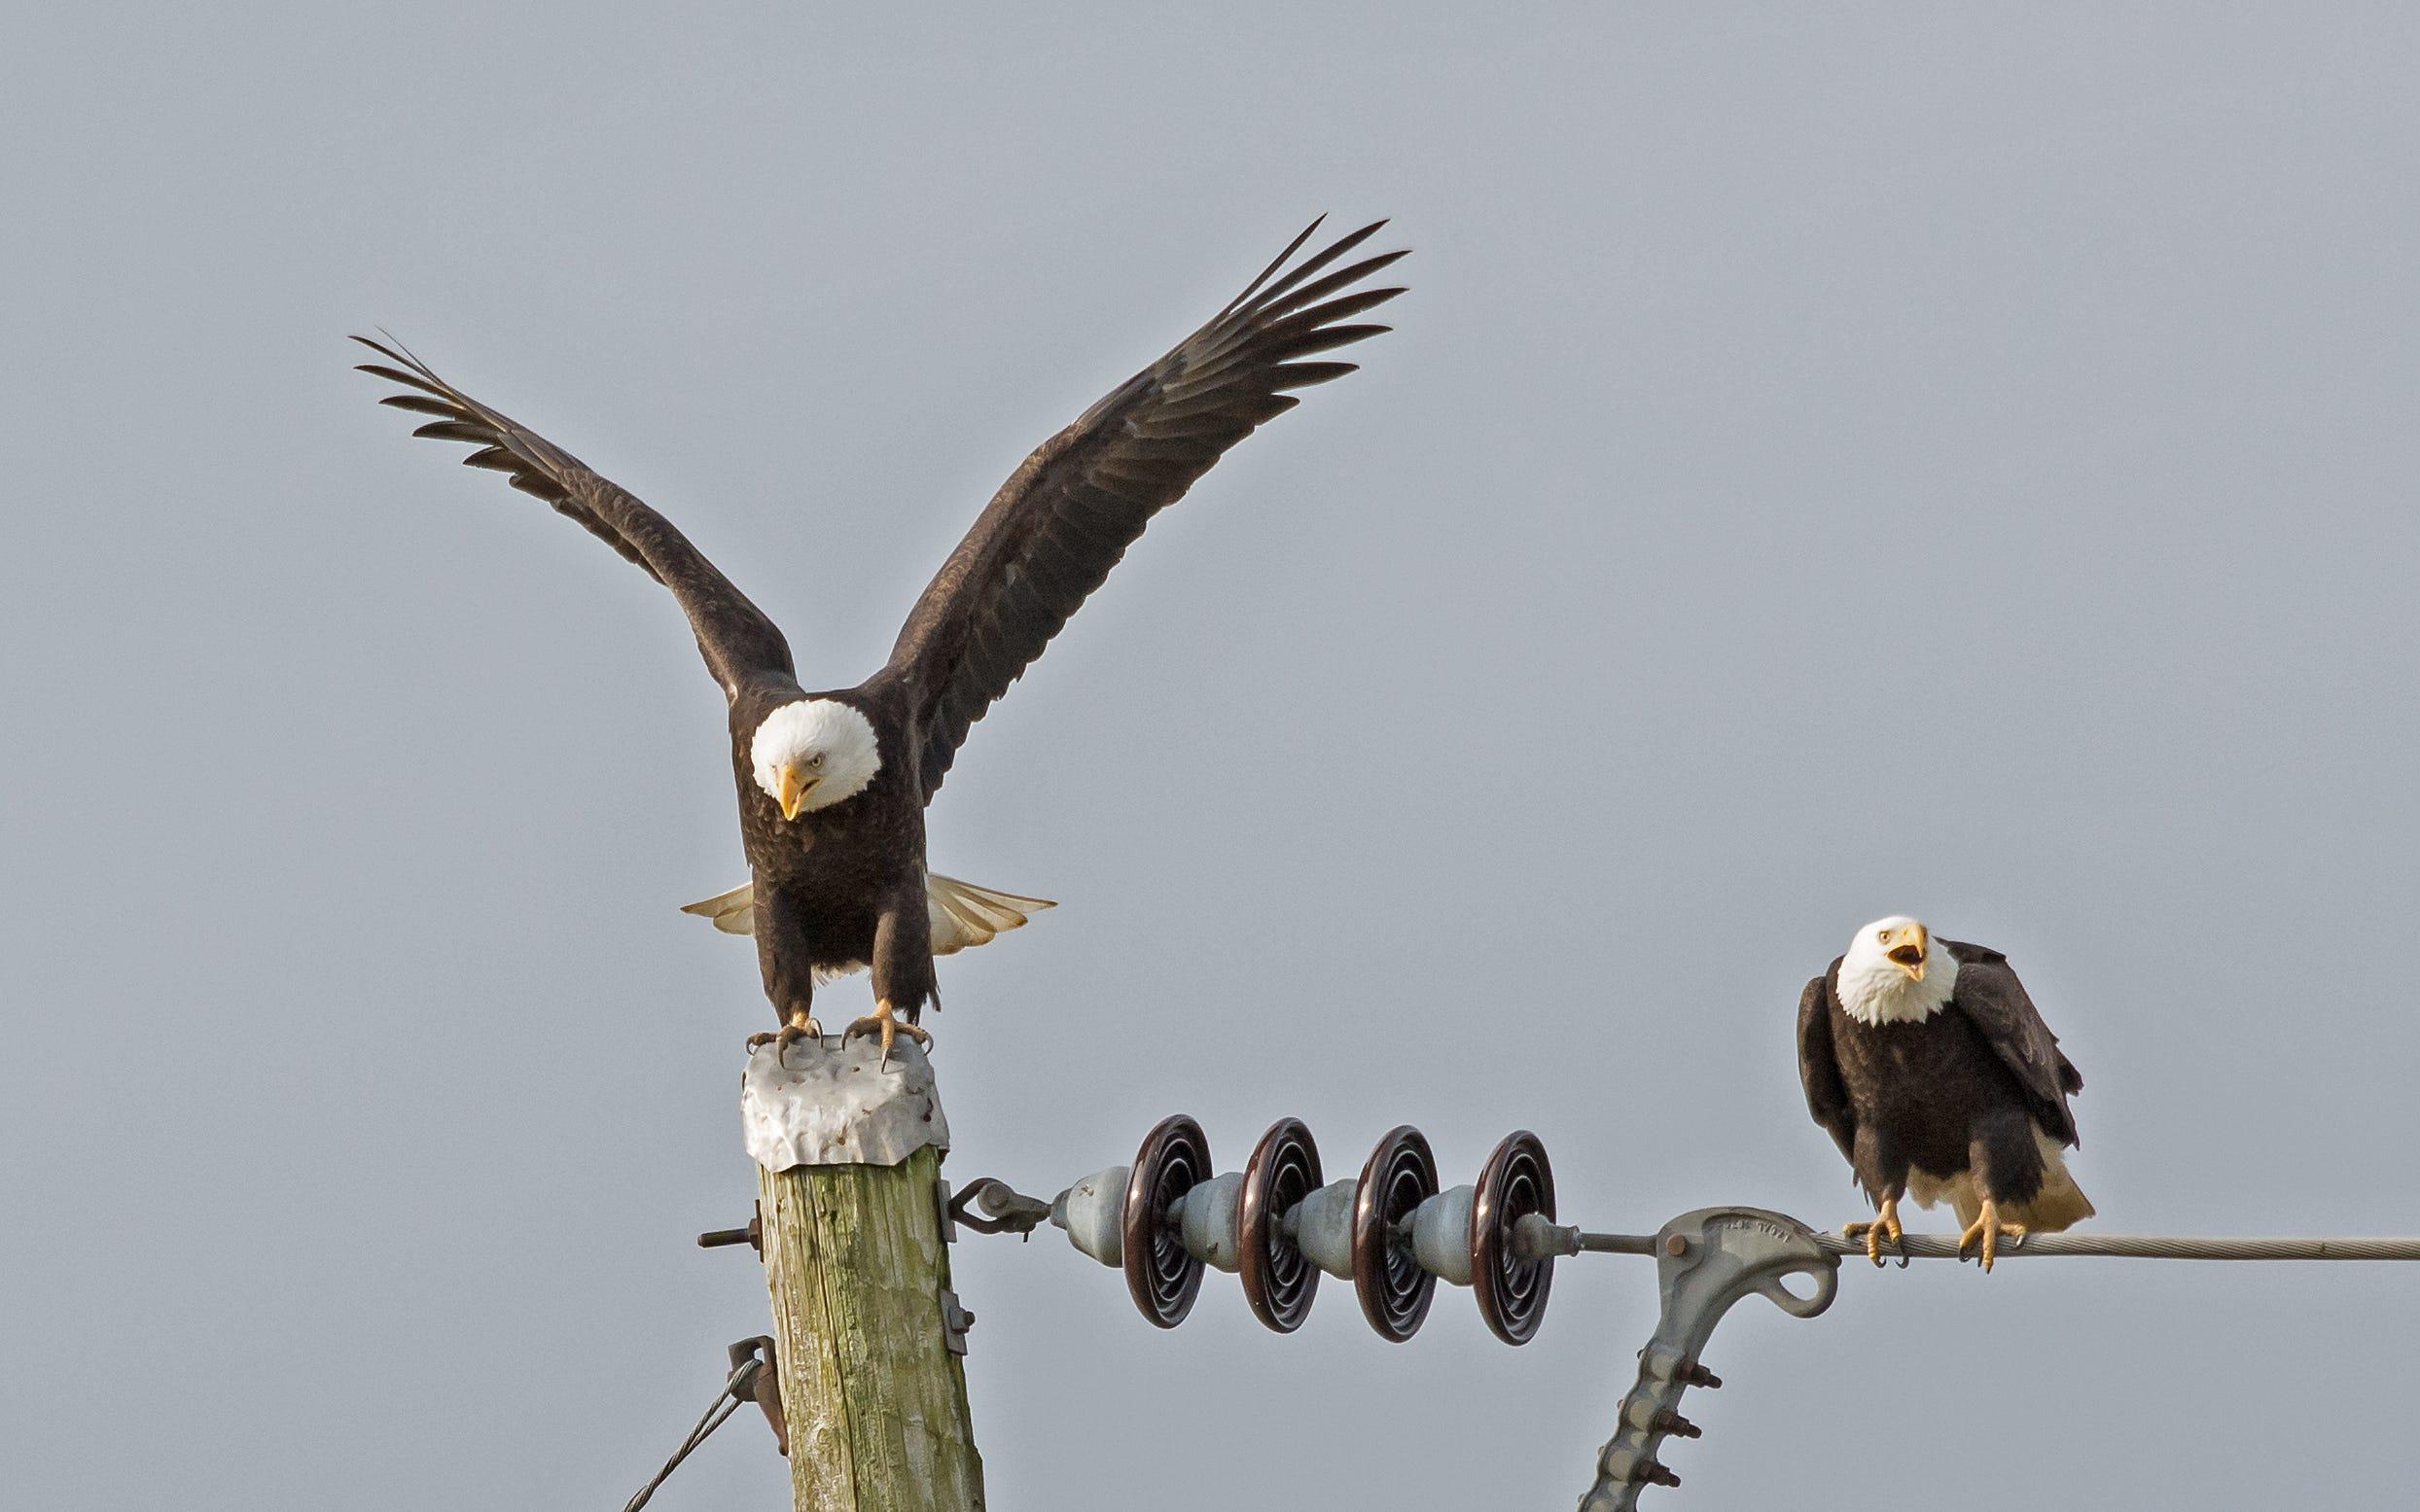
[1797,972,1857,1161]
[1940,941,2082,1145]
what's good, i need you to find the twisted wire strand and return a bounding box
[622,1364,756,1512]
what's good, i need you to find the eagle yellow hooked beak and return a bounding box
[777,763,818,822]
[1885,923,1930,980]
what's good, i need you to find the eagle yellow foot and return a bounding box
[1957,1198,2027,1272]
[843,1001,930,1070]
[1843,1196,1906,1268]
[746,1011,824,1057]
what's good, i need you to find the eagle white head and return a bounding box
[1837,915,1960,1026]
[750,699,881,820]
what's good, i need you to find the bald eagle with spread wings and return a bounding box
[1798,917,2093,1270]
[357,220,1404,1062]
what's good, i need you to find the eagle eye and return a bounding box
[807,752,826,769]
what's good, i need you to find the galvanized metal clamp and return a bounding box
[1568,1208,1838,1510]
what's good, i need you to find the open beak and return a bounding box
[777,764,818,822]
[1886,925,1929,981]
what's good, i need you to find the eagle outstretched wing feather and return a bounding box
[1941,940,2083,1146]
[352,335,795,695]
[1797,971,1857,1162]
[883,218,1406,802]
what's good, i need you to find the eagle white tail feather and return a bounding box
[676,874,1055,965]
[924,873,1057,951]
[1912,1127,2095,1234]
[679,882,758,935]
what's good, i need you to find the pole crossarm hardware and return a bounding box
[941,1114,2420,1506]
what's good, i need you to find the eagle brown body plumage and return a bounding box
[357,219,1406,1043]
[728,681,935,1020]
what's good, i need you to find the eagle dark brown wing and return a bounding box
[353,336,795,695]
[1942,940,2083,1146]
[1797,967,1857,1162]
[883,218,1406,801]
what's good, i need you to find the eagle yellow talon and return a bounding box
[1843,1196,1905,1268]
[749,1012,823,1058]
[1956,1198,2027,1272]
[843,1002,930,1069]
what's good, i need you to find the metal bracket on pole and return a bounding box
[938,1286,977,1355]
[1578,1208,1839,1512]
[729,1335,789,1456]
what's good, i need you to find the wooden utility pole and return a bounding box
[741,1035,983,1512]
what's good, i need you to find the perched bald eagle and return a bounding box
[1797,917,2092,1269]
[357,220,1404,1061]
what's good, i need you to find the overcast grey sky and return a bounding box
[8,6,2420,1509]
